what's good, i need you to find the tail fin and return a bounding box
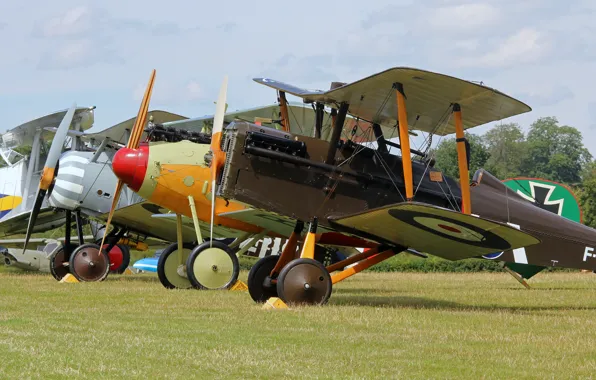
[502,177,582,223]
[500,177,583,282]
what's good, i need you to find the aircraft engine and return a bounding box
[49,150,141,216]
[48,151,89,211]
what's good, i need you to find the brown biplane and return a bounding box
[109,67,596,305]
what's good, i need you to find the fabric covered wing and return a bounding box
[97,201,247,243]
[255,67,531,135]
[329,202,540,260]
[218,208,335,238]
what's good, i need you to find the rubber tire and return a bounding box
[68,243,110,282]
[109,244,131,274]
[157,242,195,289]
[186,241,239,290]
[49,243,77,281]
[247,255,280,303]
[277,258,332,305]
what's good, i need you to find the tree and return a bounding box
[576,162,596,228]
[432,133,490,179]
[521,117,592,184]
[482,123,526,179]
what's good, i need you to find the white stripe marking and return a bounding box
[54,179,83,194]
[60,155,89,165]
[513,248,528,264]
[506,222,528,264]
[49,190,79,209]
[58,167,85,178]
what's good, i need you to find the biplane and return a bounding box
[111,67,596,305]
[1,103,313,282]
[99,72,377,290]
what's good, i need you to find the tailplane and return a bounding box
[472,172,593,286]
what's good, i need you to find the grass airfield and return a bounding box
[0,271,595,379]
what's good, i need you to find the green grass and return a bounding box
[0,272,595,379]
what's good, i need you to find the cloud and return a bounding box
[429,3,500,32]
[39,6,92,38]
[521,85,574,107]
[360,2,415,30]
[37,39,124,70]
[133,79,206,105]
[34,6,193,70]
[457,28,548,68]
[217,23,237,32]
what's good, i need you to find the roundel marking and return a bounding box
[482,252,504,260]
[414,216,485,242]
[388,209,512,250]
[438,224,461,234]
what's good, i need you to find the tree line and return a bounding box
[432,116,596,227]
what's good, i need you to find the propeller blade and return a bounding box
[22,104,77,252]
[211,75,228,149]
[128,69,156,149]
[42,104,77,191]
[210,76,228,246]
[100,70,156,249]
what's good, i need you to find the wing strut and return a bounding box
[372,123,388,153]
[325,102,349,164]
[278,91,290,132]
[394,82,413,200]
[314,102,324,139]
[453,103,471,214]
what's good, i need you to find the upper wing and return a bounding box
[255,67,531,136]
[164,103,382,143]
[328,202,540,260]
[2,107,95,148]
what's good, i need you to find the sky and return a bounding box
[1,0,595,151]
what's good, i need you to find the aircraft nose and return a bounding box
[112,144,149,192]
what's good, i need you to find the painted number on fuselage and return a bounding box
[583,247,595,262]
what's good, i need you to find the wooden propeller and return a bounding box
[99,70,156,249]
[208,76,228,246]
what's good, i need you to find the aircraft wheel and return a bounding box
[247,255,280,303]
[103,244,131,274]
[157,242,194,289]
[186,241,239,290]
[49,243,77,281]
[69,243,110,282]
[277,258,332,305]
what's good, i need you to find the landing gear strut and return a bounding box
[247,218,400,305]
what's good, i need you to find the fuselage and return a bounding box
[112,141,270,235]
